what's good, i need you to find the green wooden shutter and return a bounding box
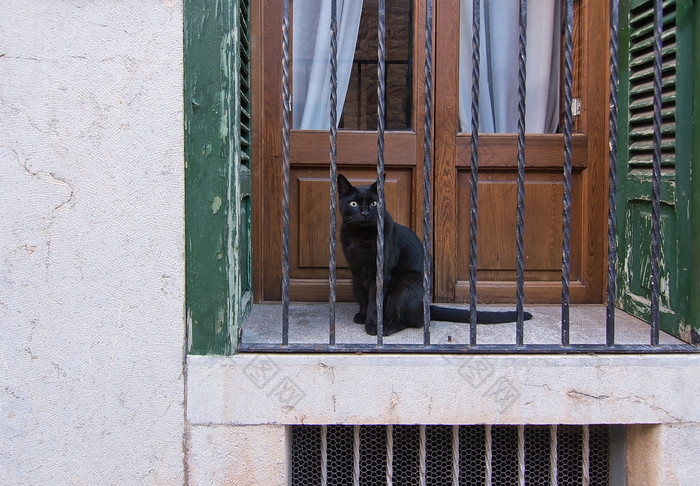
[235,0,254,339]
[185,0,252,355]
[617,0,699,343]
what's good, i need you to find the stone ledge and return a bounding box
[187,353,700,426]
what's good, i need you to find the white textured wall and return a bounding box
[0,2,185,484]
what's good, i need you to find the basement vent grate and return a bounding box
[290,424,610,485]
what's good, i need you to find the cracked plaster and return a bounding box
[1,1,185,484]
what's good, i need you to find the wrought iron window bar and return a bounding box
[239,0,698,355]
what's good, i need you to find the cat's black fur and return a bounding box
[337,174,532,336]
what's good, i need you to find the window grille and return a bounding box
[237,0,699,354]
[290,424,612,486]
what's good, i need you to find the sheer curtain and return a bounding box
[459,0,561,133]
[293,0,364,130]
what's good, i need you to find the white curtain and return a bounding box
[459,0,561,133]
[293,0,364,130]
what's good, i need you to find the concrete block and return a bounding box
[187,424,288,486]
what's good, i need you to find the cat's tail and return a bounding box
[429,305,532,324]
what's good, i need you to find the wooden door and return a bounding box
[254,0,428,302]
[253,0,610,304]
[433,0,609,304]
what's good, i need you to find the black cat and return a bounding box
[337,174,532,336]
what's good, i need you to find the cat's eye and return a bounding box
[349,201,359,207]
[370,201,377,207]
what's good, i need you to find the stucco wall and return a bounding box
[0,1,185,484]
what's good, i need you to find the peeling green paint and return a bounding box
[201,142,212,156]
[692,0,700,341]
[617,0,699,343]
[185,0,252,355]
[215,307,224,335]
[678,322,693,344]
[211,195,222,214]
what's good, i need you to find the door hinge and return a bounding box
[572,98,582,116]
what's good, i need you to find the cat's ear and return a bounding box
[337,174,353,196]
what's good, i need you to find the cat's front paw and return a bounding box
[365,322,378,335]
[354,312,367,324]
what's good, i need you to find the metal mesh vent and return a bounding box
[290,424,610,485]
[393,425,420,484]
[459,424,485,485]
[327,425,354,484]
[523,426,551,485]
[490,426,519,484]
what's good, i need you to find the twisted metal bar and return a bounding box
[650,0,663,346]
[485,424,492,486]
[419,424,427,486]
[606,0,619,345]
[561,0,574,346]
[469,0,481,346]
[452,426,460,485]
[582,424,590,486]
[517,425,525,486]
[550,424,558,485]
[423,0,434,345]
[376,0,386,344]
[353,425,360,486]
[321,424,328,486]
[328,0,338,346]
[386,424,394,485]
[515,0,527,347]
[281,0,291,345]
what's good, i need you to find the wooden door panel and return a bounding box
[452,169,585,303]
[291,168,414,274]
[434,0,608,304]
[289,168,414,301]
[455,134,589,169]
[291,131,417,166]
[255,0,427,302]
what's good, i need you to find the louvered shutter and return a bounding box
[233,0,253,344]
[627,2,677,167]
[617,0,698,343]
